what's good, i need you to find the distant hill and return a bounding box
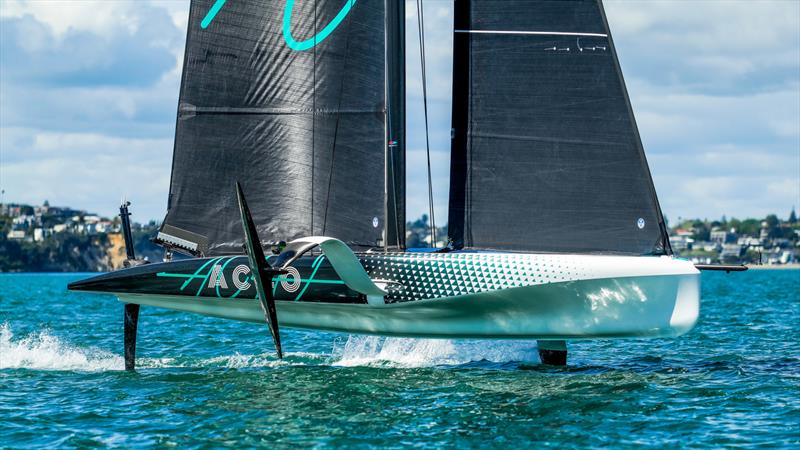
[0,229,164,272]
[2,200,797,270]
[0,201,164,272]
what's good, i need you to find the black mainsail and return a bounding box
[448,0,670,255]
[160,0,404,255]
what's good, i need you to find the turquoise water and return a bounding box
[1,271,798,448]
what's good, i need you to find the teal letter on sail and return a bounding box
[283,0,356,51]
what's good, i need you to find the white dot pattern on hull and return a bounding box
[360,253,595,302]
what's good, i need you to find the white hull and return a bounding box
[116,255,700,339]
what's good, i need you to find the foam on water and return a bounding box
[0,321,538,372]
[202,351,322,369]
[330,335,539,368]
[0,323,123,371]
[0,323,322,371]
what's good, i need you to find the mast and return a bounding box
[447,0,470,250]
[385,0,406,250]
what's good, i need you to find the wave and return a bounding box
[0,323,538,372]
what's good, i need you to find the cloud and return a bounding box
[405,148,451,228]
[624,76,799,220]
[1,80,180,138]
[606,0,800,96]
[630,81,800,149]
[662,174,799,223]
[1,129,172,220]
[0,0,186,221]
[0,0,797,226]
[0,3,182,88]
[0,0,141,38]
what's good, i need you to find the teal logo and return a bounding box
[283,0,356,51]
[200,0,227,29]
[201,0,356,52]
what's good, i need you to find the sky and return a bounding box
[1,0,798,225]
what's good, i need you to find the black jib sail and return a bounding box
[159,0,404,256]
[448,0,670,255]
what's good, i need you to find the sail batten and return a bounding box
[448,0,669,256]
[178,107,386,115]
[455,30,608,37]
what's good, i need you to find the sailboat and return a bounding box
[69,0,732,368]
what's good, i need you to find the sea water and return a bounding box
[1,270,798,448]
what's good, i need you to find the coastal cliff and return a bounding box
[0,230,163,272]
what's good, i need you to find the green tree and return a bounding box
[765,214,780,228]
[764,214,781,239]
[735,218,760,236]
[691,220,710,241]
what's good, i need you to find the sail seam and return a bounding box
[178,107,382,115]
[455,30,607,37]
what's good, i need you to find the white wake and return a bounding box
[0,323,123,371]
[330,335,538,368]
[0,323,538,371]
[0,324,311,371]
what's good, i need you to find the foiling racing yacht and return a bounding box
[70,0,743,368]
